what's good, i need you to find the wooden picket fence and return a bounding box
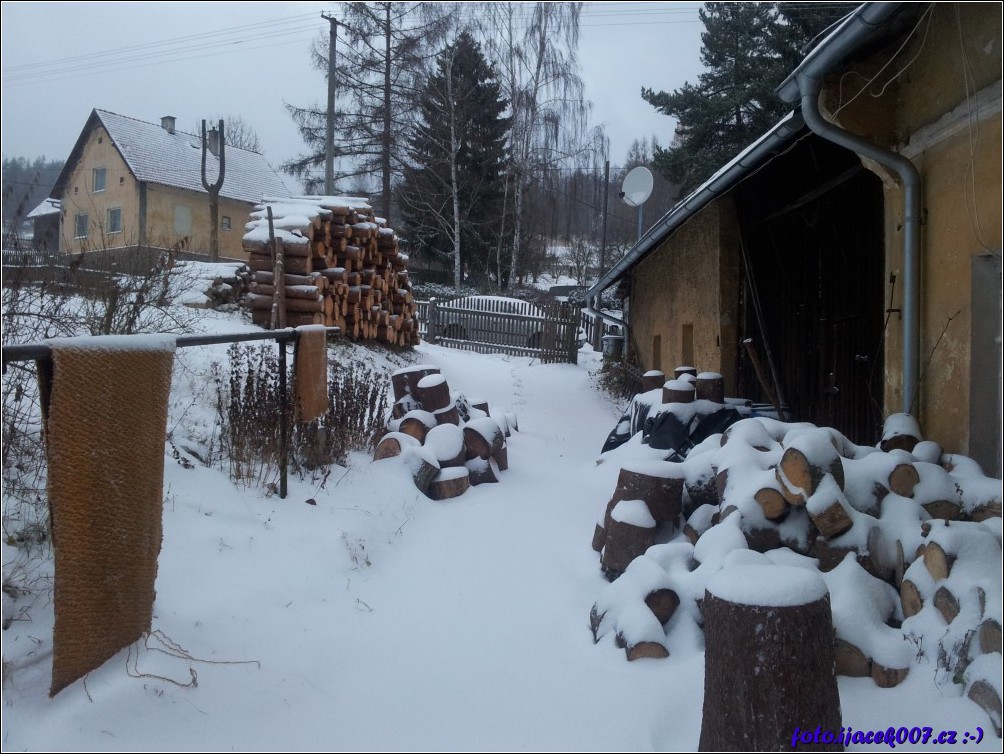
[416,298,580,364]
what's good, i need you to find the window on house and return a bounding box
[107,207,122,234]
[93,167,107,192]
[173,205,192,236]
[74,213,89,239]
[119,176,125,185]
[222,215,232,232]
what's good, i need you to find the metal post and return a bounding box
[278,338,288,499]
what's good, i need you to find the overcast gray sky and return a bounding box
[1,2,704,186]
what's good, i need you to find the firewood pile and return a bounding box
[588,367,1002,712]
[242,196,420,346]
[372,365,517,500]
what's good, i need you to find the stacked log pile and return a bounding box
[242,196,419,346]
[589,400,1002,699]
[373,364,516,500]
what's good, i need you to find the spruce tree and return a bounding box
[641,2,855,193]
[398,32,510,288]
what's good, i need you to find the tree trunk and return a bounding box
[699,566,842,752]
[427,467,470,500]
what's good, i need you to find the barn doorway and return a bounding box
[734,134,886,445]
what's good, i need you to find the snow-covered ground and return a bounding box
[1,302,999,751]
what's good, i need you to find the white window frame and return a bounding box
[74,213,89,239]
[222,215,232,232]
[92,167,107,193]
[107,207,122,234]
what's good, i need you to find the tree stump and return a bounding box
[427,467,470,500]
[416,373,451,412]
[641,370,666,393]
[695,371,725,403]
[674,365,697,379]
[391,364,440,402]
[610,461,684,526]
[601,500,657,580]
[662,379,695,404]
[699,565,842,752]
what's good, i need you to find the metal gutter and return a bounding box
[779,2,922,414]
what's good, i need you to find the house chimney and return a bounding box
[160,115,176,134]
[207,127,220,158]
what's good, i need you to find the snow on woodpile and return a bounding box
[373,365,517,500]
[242,196,418,346]
[587,406,1002,731]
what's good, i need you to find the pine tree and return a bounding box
[398,32,510,289]
[282,2,450,223]
[641,2,855,193]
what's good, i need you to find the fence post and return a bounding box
[565,306,578,364]
[278,336,288,499]
[427,298,439,344]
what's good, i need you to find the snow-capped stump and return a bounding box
[911,440,943,464]
[423,424,466,468]
[469,398,490,416]
[887,459,920,497]
[641,370,666,392]
[433,402,460,426]
[683,503,718,546]
[427,466,470,501]
[416,373,451,412]
[966,669,1003,738]
[373,431,420,460]
[775,428,845,505]
[390,393,421,420]
[956,474,1003,521]
[594,461,685,559]
[805,474,854,539]
[403,445,439,494]
[910,461,964,520]
[601,499,658,580]
[720,417,778,452]
[463,417,505,462]
[822,555,911,687]
[615,602,671,661]
[879,412,922,453]
[661,378,695,404]
[674,365,697,379]
[699,565,842,752]
[465,456,500,486]
[610,460,685,525]
[589,553,679,659]
[695,371,724,404]
[397,409,437,444]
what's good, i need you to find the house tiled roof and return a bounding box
[58,109,292,204]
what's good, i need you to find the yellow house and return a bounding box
[52,109,291,260]
[589,2,1001,473]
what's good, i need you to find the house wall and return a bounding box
[59,123,251,260]
[824,3,1002,460]
[144,184,251,260]
[628,198,741,393]
[59,125,141,252]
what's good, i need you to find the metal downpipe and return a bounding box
[797,73,921,415]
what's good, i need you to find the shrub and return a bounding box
[214,343,390,488]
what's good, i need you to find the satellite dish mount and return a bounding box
[619,166,654,242]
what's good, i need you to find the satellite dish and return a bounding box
[620,166,653,207]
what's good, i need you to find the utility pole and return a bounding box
[322,12,338,196]
[599,160,609,279]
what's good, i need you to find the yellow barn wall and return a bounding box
[628,198,741,394]
[823,3,1002,454]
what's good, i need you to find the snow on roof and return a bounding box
[92,109,291,204]
[26,198,61,219]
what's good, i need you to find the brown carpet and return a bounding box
[43,335,176,696]
[295,325,329,422]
